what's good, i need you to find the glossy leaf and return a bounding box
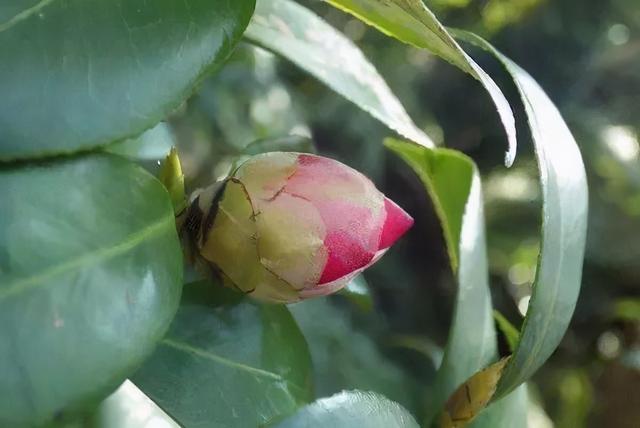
[245,0,433,148]
[133,281,313,428]
[272,390,420,428]
[325,0,516,165]
[289,298,419,414]
[452,31,588,401]
[0,154,183,427]
[87,380,179,428]
[385,140,502,426]
[0,0,255,160]
[105,123,174,161]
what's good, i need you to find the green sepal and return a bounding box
[159,147,186,215]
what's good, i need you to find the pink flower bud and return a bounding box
[183,152,413,303]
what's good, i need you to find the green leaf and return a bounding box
[86,381,179,428]
[339,275,374,312]
[324,0,516,166]
[384,140,501,425]
[244,0,433,148]
[493,311,520,353]
[472,384,528,428]
[452,31,588,401]
[0,154,183,427]
[133,281,313,428]
[105,123,174,161]
[289,298,419,415]
[271,390,420,428]
[0,0,255,160]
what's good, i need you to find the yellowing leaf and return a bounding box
[440,358,510,428]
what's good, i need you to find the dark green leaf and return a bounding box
[324,0,516,166]
[0,154,183,427]
[245,0,433,148]
[271,390,420,428]
[290,298,419,415]
[133,281,313,428]
[452,31,589,401]
[0,0,255,160]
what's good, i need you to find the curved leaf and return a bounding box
[493,311,519,353]
[133,281,313,428]
[244,0,433,148]
[324,0,516,166]
[451,31,588,402]
[339,275,374,312]
[0,154,183,427]
[87,380,179,428]
[384,140,501,426]
[0,0,255,160]
[272,390,420,428]
[471,385,528,428]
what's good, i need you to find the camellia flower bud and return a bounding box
[181,152,413,303]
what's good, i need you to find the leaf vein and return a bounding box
[0,0,58,33]
[160,338,307,395]
[0,215,174,301]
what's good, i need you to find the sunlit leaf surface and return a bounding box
[245,0,433,147]
[0,0,255,160]
[0,154,183,426]
[325,0,516,165]
[272,390,420,428]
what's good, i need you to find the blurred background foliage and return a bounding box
[162,0,640,426]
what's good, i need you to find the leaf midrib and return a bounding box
[0,0,58,33]
[0,214,174,302]
[160,338,308,396]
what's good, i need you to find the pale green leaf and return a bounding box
[245,0,433,148]
[272,390,420,428]
[452,31,588,401]
[385,140,523,426]
[87,381,179,428]
[105,123,174,161]
[325,0,516,165]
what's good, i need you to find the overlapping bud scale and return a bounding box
[184,152,413,303]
